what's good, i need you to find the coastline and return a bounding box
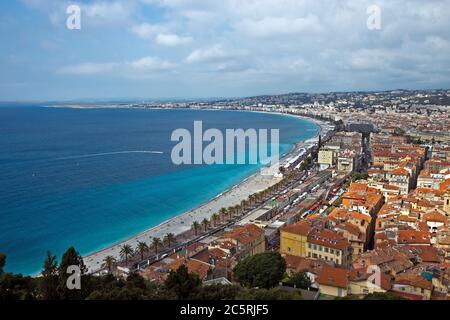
[82,110,329,273]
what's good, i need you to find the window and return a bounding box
[287,247,291,252]
[313,253,317,258]
[308,243,311,249]
[336,251,340,256]
[325,247,329,253]
[319,246,323,252]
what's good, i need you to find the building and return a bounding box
[318,149,335,171]
[307,228,352,267]
[316,265,349,297]
[280,221,311,257]
[216,224,266,261]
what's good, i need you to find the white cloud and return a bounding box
[185,45,229,64]
[155,33,192,46]
[131,23,167,40]
[235,15,323,38]
[129,56,176,70]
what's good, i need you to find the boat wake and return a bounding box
[53,150,164,161]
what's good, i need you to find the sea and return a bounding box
[0,106,318,275]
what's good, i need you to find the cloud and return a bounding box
[185,45,229,64]
[155,33,192,46]
[58,57,176,76]
[129,56,176,70]
[235,15,323,38]
[131,23,192,46]
[131,23,167,40]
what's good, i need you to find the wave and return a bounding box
[53,150,164,161]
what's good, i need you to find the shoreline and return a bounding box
[81,109,330,273]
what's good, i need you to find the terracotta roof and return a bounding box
[308,228,350,251]
[398,230,430,245]
[283,255,323,275]
[281,220,312,237]
[169,258,211,280]
[394,273,433,290]
[423,210,447,223]
[391,167,410,176]
[317,265,348,289]
[220,223,264,245]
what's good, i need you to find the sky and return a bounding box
[1,0,450,101]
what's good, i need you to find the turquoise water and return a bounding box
[0,107,318,275]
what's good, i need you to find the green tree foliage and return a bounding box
[284,272,312,290]
[165,264,201,299]
[193,284,241,300]
[40,251,59,300]
[57,246,87,300]
[234,252,286,289]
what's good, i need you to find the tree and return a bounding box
[192,221,200,236]
[40,251,59,300]
[194,284,241,300]
[120,244,134,265]
[201,218,210,232]
[151,237,162,255]
[164,233,176,247]
[211,213,220,227]
[102,256,117,274]
[219,208,227,222]
[234,252,286,289]
[284,272,311,290]
[0,253,5,274]
[165,265,201,299]
[58,246,87,300]
[137,241,149,260]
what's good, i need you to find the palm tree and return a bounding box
[211,213,219,227]
[164,233,176,247]
[219,208,227,223]
[241,200,248,212]
[137,241,149,260]
[192,221,200,236]
[227,206,234,220]
[102,256,116,273]
[201,218,210,232]
[151,237,162,255]
[119,244,133,265]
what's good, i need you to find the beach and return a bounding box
[82,112,329,273]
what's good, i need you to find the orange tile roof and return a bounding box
[308,228,350,251]
[317,265,348,289]
[391,168,410,176]
[398,230,430,245]
[220,223,264,245]
[281,220,312,237]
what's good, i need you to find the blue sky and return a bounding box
[1,0,450,101]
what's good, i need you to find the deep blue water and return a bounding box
[0,107,318,275]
